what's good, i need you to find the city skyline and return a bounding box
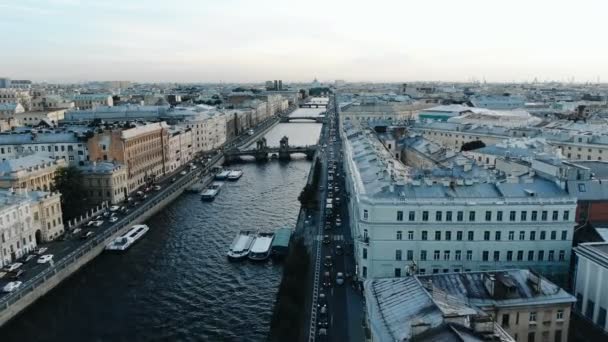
[2,0,607,83]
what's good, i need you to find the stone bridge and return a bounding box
[279,116,325,123]
[224,136,317,163]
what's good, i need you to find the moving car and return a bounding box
[322,235,331,244]
[336,272,345,285]
[180,171,187,176]
[335,245,343,255]
[37,254,54,264]
[322,271,332,287]
[153,185,162,191]
[323,256,333,267]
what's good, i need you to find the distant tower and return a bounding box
[278,80,283,90]
[273,80,278,90]
[401,83,407,94]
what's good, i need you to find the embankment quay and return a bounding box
[0,112,285,328]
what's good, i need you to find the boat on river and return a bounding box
[106,224,149,251]
[201,187,220,201]
[215,170,231,180]
[248,232,275,261]
[227,170,243,181]
[227,231,255,261]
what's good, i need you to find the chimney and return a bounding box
[411,320,431,337]
[483,273,496,298]
[472,315,495,334]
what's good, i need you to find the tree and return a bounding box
[52,166,88,220]
[461,140,486,151]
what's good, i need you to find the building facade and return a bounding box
[573,242,608,337]
[79,161,128,205]
[87,122,169,192]
[0,155,66,191]
[71,94,113,110]
[341,123,576,281]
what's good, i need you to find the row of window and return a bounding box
[362,248,567,263]
[380,229,569,241]
[389,209,570,223]
[0,144,85,154]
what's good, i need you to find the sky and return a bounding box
[1,0,607,83]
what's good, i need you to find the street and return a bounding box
[304,95,364,342]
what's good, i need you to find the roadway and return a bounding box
[302,94,364,342]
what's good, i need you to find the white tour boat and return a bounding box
[105,224,150,251]
[215,170,231,180]
[227,231,256,261]
[227,170,243,181]
[248,232,275,261]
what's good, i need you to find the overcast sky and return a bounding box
[1,0,606,83]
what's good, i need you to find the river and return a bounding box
[0,108,324,342]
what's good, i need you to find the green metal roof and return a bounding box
[271,228,292,248]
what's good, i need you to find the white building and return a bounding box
[470,95,526,110]
[573,242,608,334]
[0,191,38,268]
[0,131,89,163]
[341,123,577,280]
[166,126,194,173]
[71,94,113,110]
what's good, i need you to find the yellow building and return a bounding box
[0,155,66,191]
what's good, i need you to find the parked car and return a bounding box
[109,205,120,212]
[4,262,23,272]
[37,254,54,264]
[72,228,82,235]
[109,216,118,223]
[11,269,25,279]
[171,177,177,183]
[153,185,162,191]
[93,220,104,227]
[2,281,22,293]
[23,254,36,263]
[34,247,48,255]
[81,231,94,240]
[180,171,187,176]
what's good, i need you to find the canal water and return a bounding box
[0,110,323,341]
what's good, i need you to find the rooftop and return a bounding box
[0,155,63,175]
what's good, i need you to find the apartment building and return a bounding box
[364,276,515,342]
[13,109,66,127]
[0,191,39,268]
[341,101,434,122]
[71,94,113,110]
[341,124,576,281]
[166,127,194,173]
[0,155,66,191]
[412,120,608,162]
[87,122,169,192]
[27,190,64,242]
[79,161,128,205]
[572,242,608,340]
[418,270,575,342]
[0,89,32,110]
[0,131,89,163]
[0,103,25,119]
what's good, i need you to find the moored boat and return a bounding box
[106,224,149,251]
[227,170,243,181]
[201,187,220,201]
[248,232,274,261]
[215,170,231,180]
[227,231,255,261]
[271,227,292,259]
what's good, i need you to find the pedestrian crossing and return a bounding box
[316,234,344,241]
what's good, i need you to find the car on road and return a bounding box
[4,262,23,272]
[318,293,327,308]
[322,271,332,287]
[37,254,53,264]
[335,245,343,255]
[323,256,333,267]
[322,235,331,244]
[81,231,94,240]
[318,306,329,328]
[72,228,82,235]
[93,220,104,227]
[171,177,177,183]
[109,205,120,212]
[34,247,48,255]
[153,185,162,191]
[335,218,342,227]
[23,254,36,263]
[11,269,25,279]
[2,281,22,293]
[180,171,187,176]
[86,220,96,227]
[336,272,345,285]
[109,216,118,223]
